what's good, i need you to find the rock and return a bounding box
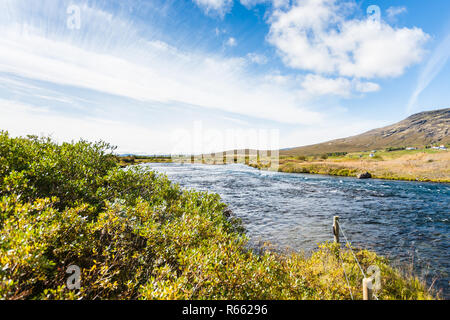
[357,172,372,179]
[223,207,233,218]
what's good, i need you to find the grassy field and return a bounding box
[277,149,450,183]
[0,131,438,299]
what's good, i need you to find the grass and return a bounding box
[0,131,438,299]
[276,149,450,183]
[117,155,172,167]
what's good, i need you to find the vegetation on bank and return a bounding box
[117,155,172,167]
[275,148,450,183]
[0,131,436,299]
[147,147,450,183]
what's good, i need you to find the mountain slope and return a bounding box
[281,108,450,156]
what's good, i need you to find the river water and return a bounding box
[144,162,450,297]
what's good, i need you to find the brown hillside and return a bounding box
[281,108,450,156]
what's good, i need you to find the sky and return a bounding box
[0,0,449,154]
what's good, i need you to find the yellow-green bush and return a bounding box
[0,131,435,300]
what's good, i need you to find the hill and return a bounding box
[281,108,450,156]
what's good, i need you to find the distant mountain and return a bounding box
[281,108,450,156]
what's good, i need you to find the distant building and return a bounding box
[406,147,417,150]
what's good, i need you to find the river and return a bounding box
[144,162,450,297]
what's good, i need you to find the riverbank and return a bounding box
[120,148,450,183]
[274,149,450,183]
[117,155,172,167]
[0,131,438,299]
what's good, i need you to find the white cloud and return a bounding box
[225,37,237,47]
[263,72,292,85]
[240,0,289,9]
[407,33,450,113]
[247,53,268,64]
[195,0,289,16]
[301,75,353,97]
[353,80,380,93]
[214,27,227,36]
[386,6,407,19]
[300,75,380,97]
[267,0,429,79]
[193,0,233,17]
[0,99,170,154]
[0,99,389,154]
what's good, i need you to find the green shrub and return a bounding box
[0,131,435,300]
[327,152,348,157]
[0,131,117,211]
[385,147,406,152]
[120,156,136,164]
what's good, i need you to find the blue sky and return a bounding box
[0,0,449,154]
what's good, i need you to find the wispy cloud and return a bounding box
[193,0,233,17]
[247,53,268,65]
[407,33,450,113]
[386,6,407,19]
[0,99,170,154]
[225,37,237,47]
[0,0,321,125]
[300,75,380,98]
